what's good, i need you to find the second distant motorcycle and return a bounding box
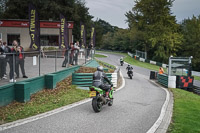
[126,64,133,79]
[120,57,124,66]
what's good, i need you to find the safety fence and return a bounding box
[0,48,95,86]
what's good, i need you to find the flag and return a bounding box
[29,3,40,50]
[80,22,86,48]
[90,26,96,48]
[59,14,69,49]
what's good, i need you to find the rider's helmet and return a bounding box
[128,64,130,67]
[97,66,104,72]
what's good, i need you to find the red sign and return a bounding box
[0,20,73,29]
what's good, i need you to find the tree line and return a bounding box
[99,0,200,71]
[0,0,199,71]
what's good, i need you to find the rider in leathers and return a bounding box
[126,64,133,74]
[93,66,112,99]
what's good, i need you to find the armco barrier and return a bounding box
[157,74,168,88]
[0,65,80,107]
[193,86,200,95]
[72,73,113,87]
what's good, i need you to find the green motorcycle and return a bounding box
[89,85,114,112]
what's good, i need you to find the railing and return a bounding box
[0,48,95,86]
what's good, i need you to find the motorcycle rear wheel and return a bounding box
[92,96,102,112]
[108,99,113,106]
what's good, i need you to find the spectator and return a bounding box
[41,47,47,58]
[69,43,78,66]
[12,40,28,78]
[159,67,164,74]
[87,43,93,60]
[73,41,80,65]
[0,41,6,80]
[3,42,10,77]
[3,42,15,82]
[62,48,69,67]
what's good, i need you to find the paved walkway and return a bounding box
[0,57,86,86]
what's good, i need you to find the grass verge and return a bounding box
[168,88,200,133]
[0,77,89,125]
[97,51,200,81]
[94,54,107,58]
[194,75,200,81]
[96,59,116,71]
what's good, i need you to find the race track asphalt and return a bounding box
[0,53,166,133]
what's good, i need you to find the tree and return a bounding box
[125,0,183,63]
[0,0,7,17]
[94,19,118,48]
[179,16,200,71]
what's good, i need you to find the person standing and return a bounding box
[159,67,164,74]
[87,43,93,60]
[73,41,80,65]
[3,42,16,82]
[3,42,10,77]
[62,48,69,67]
[12,40,28,78]
[0,41,6,80]
[69,43,74,66]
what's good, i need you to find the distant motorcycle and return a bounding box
[127,70,133,79]
[89,85,114,112]
[120,60,124,66]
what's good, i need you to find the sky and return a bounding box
[84,0,200,29]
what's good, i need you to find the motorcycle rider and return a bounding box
[93,66,112,99]
[126,64,133,74]
[120,57,124,64]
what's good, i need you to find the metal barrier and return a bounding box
[0,48,95,86]
[157,74,168,88]
[72,73,112,87]
[193,86,200,95]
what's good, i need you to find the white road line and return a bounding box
[0,70,125,131]
[147,80,170,133]
[124,60,171,133]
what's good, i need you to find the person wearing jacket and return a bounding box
[0,41,6,80]
[12,40,28,78]
[69,43,78,66]
[92,66,113,99]
[73,41,80,65]
[62,48,69,67]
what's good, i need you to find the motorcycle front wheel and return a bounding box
[92,95,102,112]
